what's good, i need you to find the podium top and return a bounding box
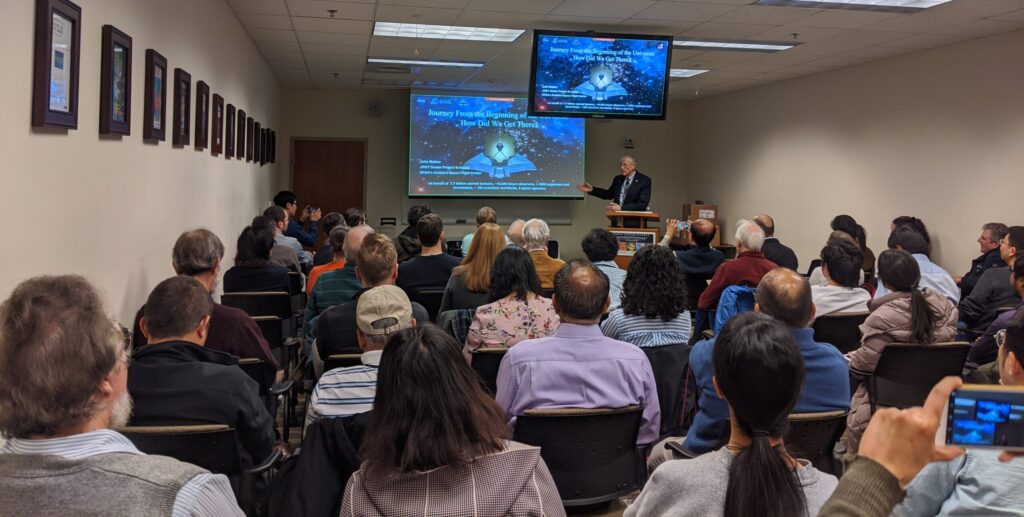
[605,211,659,219]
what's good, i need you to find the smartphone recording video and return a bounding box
[938,384,1024,451]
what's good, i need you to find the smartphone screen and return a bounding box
[939,384,1024,450]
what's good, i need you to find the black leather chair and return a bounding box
[868,342,970,412]
[812,313,869,354]
[785,411,847,476]
[408,288,445,323]
[512,407,646,507]
[641,342,692,438]
[470,348,507,395]
[238,358,294,441]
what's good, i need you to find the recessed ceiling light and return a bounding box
[673,39,796,52]
[373,22,525,42]
[755,0,951,12]
[367,58,484,68]
[670,69,708,78]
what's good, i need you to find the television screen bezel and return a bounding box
[528,29,674,121]
[407,91,586,200]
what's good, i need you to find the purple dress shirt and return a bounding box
[495,323,661,445]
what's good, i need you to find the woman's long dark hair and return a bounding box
[877,249,938,343]
[234,217,275,266]
[620,245,687,321]
[360,325,508,474]
[714,312,806,517]
[488,246,542,302]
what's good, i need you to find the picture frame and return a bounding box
[269,130,275,163]
[143,49,167,141]
[32,0,82,128]
[253,121,262,166]
[260,127,268,165]
[99,25,131,135]
[194,80,209,150]
[224,101,234,158]
[245,116,254,162]
[236,109,246,160]
[172,68,191,146]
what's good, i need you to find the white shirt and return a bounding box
[874,253,960,303]
[811,285,872,320]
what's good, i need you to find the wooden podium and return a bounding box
[606,211,660,269]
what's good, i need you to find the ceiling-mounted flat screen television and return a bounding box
[528,30,673,120]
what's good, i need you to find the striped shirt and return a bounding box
[601,308,692,348]
[0,429,242,517]
[305,350,381,429]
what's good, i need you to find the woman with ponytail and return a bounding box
[625,312,838,517]
[843,249,957,452]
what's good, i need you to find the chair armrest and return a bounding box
[244,448,283,476]
[665,440,695,459]
[269,380,293,396]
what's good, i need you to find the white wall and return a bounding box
[684,29,1024,275]
[0,0,283,323]
[281,90,691,260]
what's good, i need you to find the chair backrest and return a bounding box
[713,285,756,332]
[222,292,292,319]
[870,343,970,411]
[784,410,847,476]
[470,348,507,395]
[812,313,869,355]
[287,272,303,295]
[539,288,554,299]
[408,289,445,323]
[446,240,463,258]
[512,406,645,507]
[641,342,691,437]
[121,424,242,475]
[237,357,276,394]
[547,240,559,259]
[324,353,363,373]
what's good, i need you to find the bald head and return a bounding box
[343,225,374,263]
[690,219,717,248]
[753,214,775,237]
[507,219,526,248]
[552,260,610,324]
[755,267,814,328]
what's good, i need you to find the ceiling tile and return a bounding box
[680,22,777,39]
[262,50,306,60]
[937,18,1024,37]
[305,54,367,65]
[841,45,912,59]
[752,25,845,43]
[291,17,373,34]
[228,0,289,16]
[710,5,820,26]
[551,0,655,19]
[991,8,1024,22]
[631,2,739,23]
[297,31,371,46]
[258,40,302,53]
[455,10,544,29]
[428,48,501,62]
[689,50,761,64]
[366,46,430,59]
[305,60,367,71]
[826,29,916,46]
[269,57,307,67]
[299,43,368,55]
[286,1,376,19]
[793,9,901,30]
[250,28,299,42]
[804,53,872,68]
[465,0,561,14]
[536,15,628,31]
[881,32,971,49]
[239,14,294,30]
[381,0,472,7]
[374,5,462,25]
[369,35,442,49]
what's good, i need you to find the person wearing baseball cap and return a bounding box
[305,285,416,428]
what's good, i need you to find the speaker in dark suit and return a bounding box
[579,154,652,227]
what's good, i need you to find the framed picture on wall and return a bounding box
[269,130,275,163]
[99,25,131,135]
[143,49,166,141]
[172,68,191,146]
[245,116,254,162]
[260,128,267,165]
[253,121,262,166]
[225,102,235,158]
[211,94,223,156]
[236,109,246,160]
[194,80,209,150]
[32,0,82,128]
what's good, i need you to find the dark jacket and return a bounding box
[313,245,333,267]
[587,171,652,211]
[224,263,290,293]
[674,245,726,309]
[395,226,422,264]
[132,303,278,369]
[959,266,1019,333]
[960,249,1005,301]
[968,302,1024,366]
[396,253,461,293]
[128,341,275,466]
[761,237,799,271]
[286,219,318,247]
[316,289,430,358]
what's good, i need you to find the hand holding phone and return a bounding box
[938,384,1024,452]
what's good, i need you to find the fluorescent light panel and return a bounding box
[367,58,484,68]
[673,39,795,52]
[755,0,951,12]
[374,22,525,42]
[670,69,708,78]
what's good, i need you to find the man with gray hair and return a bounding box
[524,218,565,289]
[0,275,244,516]
[697,219,777,310]
[958,222,1009,300]
[577,154,652,227]
[507,219,527,248]
[131,229,277,370]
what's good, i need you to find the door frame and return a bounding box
[288,136,369,210]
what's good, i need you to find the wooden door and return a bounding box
[292,139,366,246]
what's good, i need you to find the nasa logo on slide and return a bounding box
[463,131,536,179]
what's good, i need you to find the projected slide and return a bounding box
[530,31,671,119]
[409,94,585,198]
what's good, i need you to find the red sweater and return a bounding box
[697,251,777,310]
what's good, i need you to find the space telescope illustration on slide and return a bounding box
[463,131,537,179]
[574,64,628,101]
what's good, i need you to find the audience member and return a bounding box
[602,245,691,347]
[224,221,290,293]
[342,206,366,228]
[656,268,850,463]
[844,249,958,451]
[627,312,838,516]
[893,308,1024,516]
[307,225,349,294]
[340,325,565,517]
[892,215,931,248]
[131,229,276,369]
[876,226,960,303]
[395,204,431,263]
[312,211,345,266]
[959,225,1020,336]
[812,238,872,319]
[958,222,1008,299]
[754,214,799,271]
[496,260,661,444]
[396,213,461,293]
[661,218,726,309]
[461,206,497,252]
[697,220,776,310]
[314,233,429,376]
[856,224,876,281]
[306,285,416,427]
[306,225,372,336]
[581,228,626,309]
[465,247,558,355]
[0,275,243,516]
[264,205,313,269]
[809,230,866,287]
[440,222,504,312]
[130,276,275,467]
[253,213,301,273]
[524,218,565,289]
[966,253,1024,381]
[507,218,526,248]
[831,215,875,279]
[274,190,320,247]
